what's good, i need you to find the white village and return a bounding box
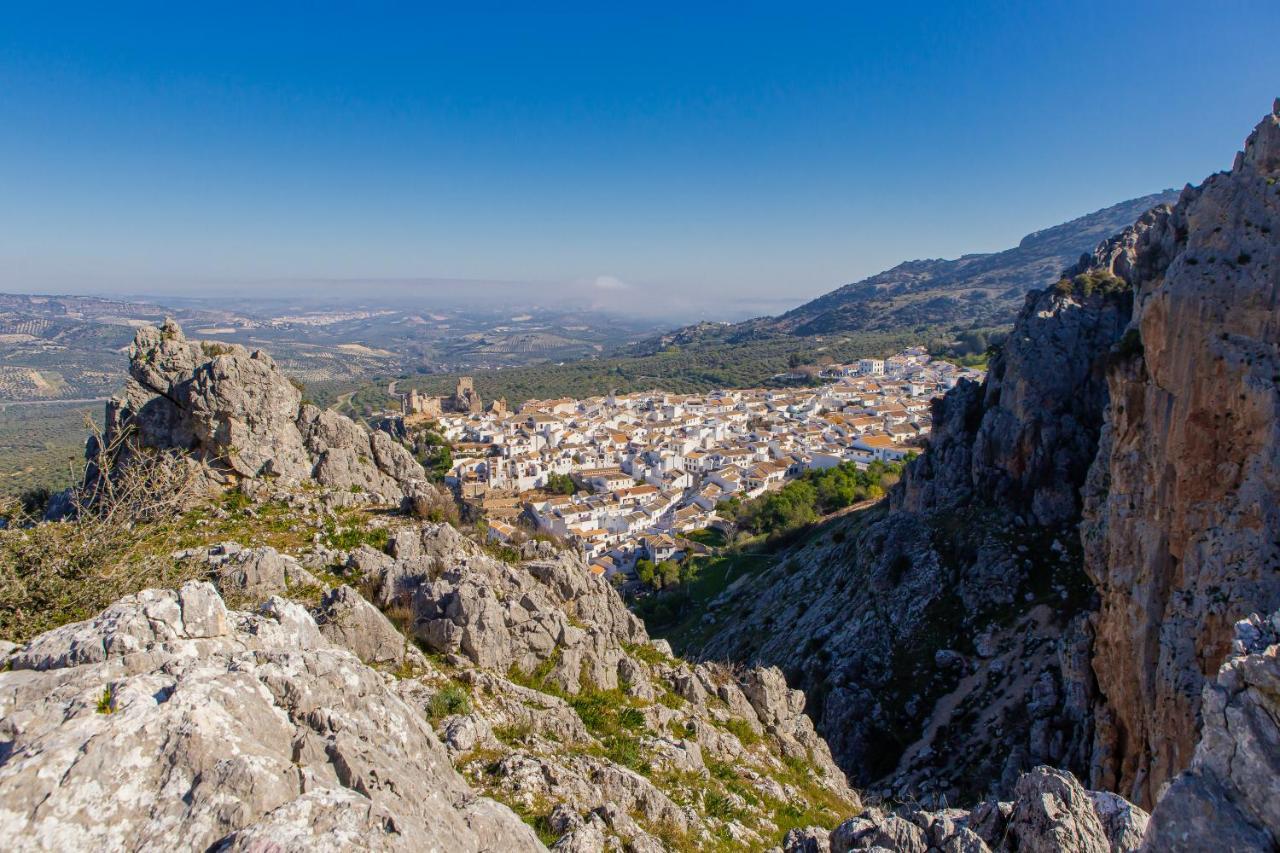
[389,347,984,581]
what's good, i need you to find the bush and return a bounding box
[1113,328,1144,362]
[427,685,471,719]
[731,459,905,538]
[545,473,577,495]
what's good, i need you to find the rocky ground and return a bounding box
[0,509,861,851]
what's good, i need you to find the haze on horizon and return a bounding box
[1,2,1277,322]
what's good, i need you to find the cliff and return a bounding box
[699,283,1127,805]
[1081,99,1280,806]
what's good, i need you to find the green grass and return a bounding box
[720,717,761,746]
[0,493,390,643]
[683,527,727,548]
[631,550,775,654]
[426,684,471,720]
[622,641,674,667]
[322,522,389,551]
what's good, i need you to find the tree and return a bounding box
[635,559,656,587]
[545,473,577,495]
[656,560,680,589]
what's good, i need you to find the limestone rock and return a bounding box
[782,826,832,853]
[1140,611,1280,851]
[209,545,322,602]
[95,321,428,503]
[1081,101,1280,805]
[1007,766,1111,853]
[828,766,1146,853]
[399,525,645,693]
[0,582,540,852]
[314,584,414,667]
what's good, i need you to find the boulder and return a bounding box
[94,321,426,501]
[1007,766,1111,853]
[313,584,412,667]
[1140,611,1280,851]
[0,582,540,852]
[212,545,321,602]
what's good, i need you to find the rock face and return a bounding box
[395,524,647,692]
[0,582,541,852]
[700,279,1129,803]
[897,277,1130,527]
[96,321,426,503]
[1139,610,1280,851]
[1081,100,1280,806]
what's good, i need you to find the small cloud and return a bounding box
[593,275,629,291]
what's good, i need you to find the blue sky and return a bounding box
[1,2,1277,319]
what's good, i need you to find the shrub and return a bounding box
[200,342,234,358]
[722,717,761,746]
[427,685,471,719]
[1113,328,1144,362]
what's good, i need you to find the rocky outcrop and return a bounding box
[0,505,862,850]
[94,320,426,503]
[1139,611,1280,851]
[789,766,1148,853]
[700,278,1129,803]
[897,279,1130,526]
[205,544,322,603]
[314,584,421,667]
[0,582,541,852]
[1081,100,1280,806]
[388,522,647,693]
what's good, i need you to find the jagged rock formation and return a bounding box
[898,277,1131,527]
[699,277,1130,803]
[777,607,1280,851]
[783,765,1149,853]
[1081,101,1280,806]
[1139,610,1280,851]
[95,320,426,503]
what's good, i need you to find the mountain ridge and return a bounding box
[639,190,1178,353]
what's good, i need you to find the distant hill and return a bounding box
[661,190,1179,346]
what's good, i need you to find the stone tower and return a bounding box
[450,376,482,414]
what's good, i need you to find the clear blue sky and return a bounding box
[1,2,1277,319]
